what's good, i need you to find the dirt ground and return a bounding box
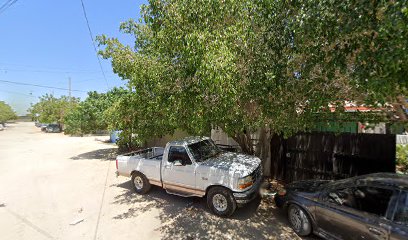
[0,122,319,240]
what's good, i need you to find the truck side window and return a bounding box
[168,146,192,165]
[395,191,408,226]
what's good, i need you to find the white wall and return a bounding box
[211,127,239,146]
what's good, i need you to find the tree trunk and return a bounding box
[232,127,273,177]
[232,130,254,155]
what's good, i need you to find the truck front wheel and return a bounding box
[131,172,151,194]
[207,186,237,217]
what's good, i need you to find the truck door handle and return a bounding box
[164,165,171,169]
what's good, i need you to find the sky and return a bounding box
[0,0,146,115]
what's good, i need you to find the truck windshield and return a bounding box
[188,140,222,162]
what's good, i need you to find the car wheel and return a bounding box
[131,172,151,194]
[207,186,237,217]
[288,204,312,236]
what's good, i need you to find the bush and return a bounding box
[0,101,17,123]
[116,131,143,153]
[396,144,408,173]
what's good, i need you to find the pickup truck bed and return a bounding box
[117,147,164,186]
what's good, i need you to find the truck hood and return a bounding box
[201,151,261,177]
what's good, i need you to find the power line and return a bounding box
[0,0,13,12]
[54,77,106,85]
[0,0,18,15]
[0,62,117,74]
[80,0,109,89]
[0,67,103,73]
[0,89,38,98]
[0,67,102,74]
[0,79,88,93]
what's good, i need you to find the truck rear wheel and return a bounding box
[131,172,151,194]
[207,186,237,217]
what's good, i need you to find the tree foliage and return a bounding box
[29,94,78,124]
[0,101,17,123]
[64,87,130,135]
[397,144,408,173]
[98,0,408,157]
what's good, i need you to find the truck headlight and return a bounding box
[238,175,253,190]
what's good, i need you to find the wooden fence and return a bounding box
[270,132,396,183]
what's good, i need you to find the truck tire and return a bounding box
[287,204,312,236]
[207,186,237,217]
[131,172,151,194]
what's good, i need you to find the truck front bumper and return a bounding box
[233,181,261,206]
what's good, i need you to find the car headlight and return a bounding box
[238,175,253,190]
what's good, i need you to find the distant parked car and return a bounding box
[275,173,408,240]
[40,124,49,132]
[0,125,3,131]
[35,121,41,127]
[46,124,61,133]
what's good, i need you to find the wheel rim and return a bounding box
[133,176,143,190]
[289,207,302,232]
[213,193,228,212]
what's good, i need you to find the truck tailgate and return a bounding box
[116,155,132,177]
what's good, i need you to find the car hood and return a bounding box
[200,151,261,177]
[287,179,331,193]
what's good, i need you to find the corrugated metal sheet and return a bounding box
[396,135,408,145]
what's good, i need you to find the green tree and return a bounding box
[98,0,408,169]
[0,101,17,124]
[29,94,78,125]
[396,144,408,173]
[64,87,130,135]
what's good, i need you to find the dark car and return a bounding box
[40,124,49,132]
[275,173,408,240]
[45,124,61,133]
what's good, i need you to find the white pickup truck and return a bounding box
[116,136,262,216]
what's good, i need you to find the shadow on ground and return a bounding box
[111,181,319,240]
[71,148,117,161]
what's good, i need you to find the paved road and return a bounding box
[0,122,319,240]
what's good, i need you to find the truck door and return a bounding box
[162,146,197,196]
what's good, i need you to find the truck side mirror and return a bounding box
[173,160,183,166]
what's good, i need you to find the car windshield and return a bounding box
[324,176,357,189]
[187,139,222,162]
